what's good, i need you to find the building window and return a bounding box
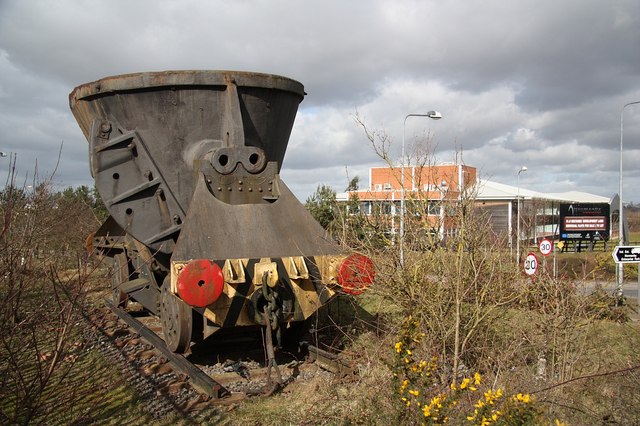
[423,183,438,191]
[360,201,372,215]
[383,183,392,190]
[383,202,392,214]
[427,201,440,216]
[375,184,382,191]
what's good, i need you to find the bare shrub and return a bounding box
[0,161,102,424]
[351,115,522,378]
[339,116,637,424]
[518,274,591,382]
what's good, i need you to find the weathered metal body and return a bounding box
[70,71,373,352]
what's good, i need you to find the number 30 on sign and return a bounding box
[538,238,552,256]
[523,252,538,276]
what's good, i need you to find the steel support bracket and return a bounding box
[253,260,278,287]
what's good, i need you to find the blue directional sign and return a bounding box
[612,246,640,264]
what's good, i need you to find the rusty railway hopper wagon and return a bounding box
[69,70,374,353]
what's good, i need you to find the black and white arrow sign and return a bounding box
[612,246,640,263]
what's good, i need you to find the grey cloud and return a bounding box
[1,0,640,203]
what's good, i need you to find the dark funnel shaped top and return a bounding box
[69,71,309,254]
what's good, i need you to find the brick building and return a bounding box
[339,163,476,239]
[338,163,616,247]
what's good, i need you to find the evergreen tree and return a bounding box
[305,184,337,229]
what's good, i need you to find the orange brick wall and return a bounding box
[363,164,476,201]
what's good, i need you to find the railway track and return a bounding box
[83,298,353,419]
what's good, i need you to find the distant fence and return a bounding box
[557,239,609,253]
[526,238,610,253]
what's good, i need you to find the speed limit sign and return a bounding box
[538,238,553,256]
[523,252,538,276]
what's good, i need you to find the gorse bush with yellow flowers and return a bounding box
[294,119,640,425]
[392,317,563,425]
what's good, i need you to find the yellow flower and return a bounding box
[408,389,419,397]
[474,372,482,385]
[483,388,503,405]
[430,395,444,409]
[514,393,531,403]
[460,377,471,389]
[467,408,479,421]
[450,381,457,390]
[395,342,403,353]
[406,349,412,355]
[423,405,432,417]
[555,420,566,426]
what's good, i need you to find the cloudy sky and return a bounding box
[1,0,639,204]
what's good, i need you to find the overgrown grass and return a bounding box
[29,347,154,425]
[0,170,168,425]
[0,263,158,424]
[291,115,640,423]
[4,156,640,424]
[217,288,640,425]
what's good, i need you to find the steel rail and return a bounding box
[104,299,230,399]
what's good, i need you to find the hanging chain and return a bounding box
[261,273,283,393]
[261,274,282,347]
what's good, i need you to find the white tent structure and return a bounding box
[477,179,611,204]
[475,179,617,246]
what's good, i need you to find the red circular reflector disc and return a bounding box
[337,254,374,295]
[176,260,224,308]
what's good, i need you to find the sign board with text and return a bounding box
[612,246,640,264]
[559,203,610,241]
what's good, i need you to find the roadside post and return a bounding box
[553,240,557,279]
[612,246,640,309]
[538,238,553,276]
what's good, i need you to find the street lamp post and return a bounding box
[516,166,528,266]
[438,180,448,241]
[400,111,442,265]
[618,101,640,291]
